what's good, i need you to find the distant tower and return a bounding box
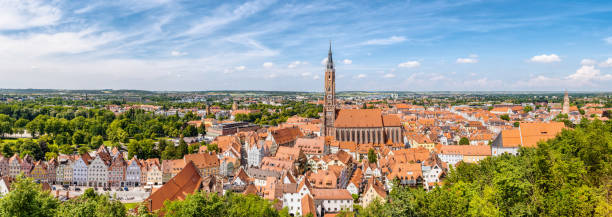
[322,42,336,137]
[562,90,570,114]
[232,101,238,111]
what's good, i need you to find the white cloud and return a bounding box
[288,61,303,68]
[356,74,367,79]
[313,75,320,80]
[530,54,561,63]
[604,37,612,45]
[363,36,406,45]
[170,50,188,56]
[262,62,274,68]
[383,73,396,78]
[566,65,612,83]
[599,58,612,67]
[321,58,328,65]
[301,72,312,77]
[343,59,352,64]
[456,55,479,63]
[182,0,273,36]
[581,59,596,66]
[430,75,446,81]
[0,29,119,57]
[398,61,420,68]
[0,0,61,30]
[235,66,246,71]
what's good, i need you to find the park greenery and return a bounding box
[234,101,322,126]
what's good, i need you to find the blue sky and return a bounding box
[1,0,612,91]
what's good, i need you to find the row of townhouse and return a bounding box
[1,145,222,188]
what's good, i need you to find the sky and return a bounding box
[1,0,612,91]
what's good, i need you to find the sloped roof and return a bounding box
[301,194,316,216]
[271,127,303,144]
[335,109,383,128]
[519,122,565,147]
[437,145,491,156]
[499,122,565,148]
[311,188,352,200]
[382,114,401,127]
[145,161,203,211]
[184,153,219,169]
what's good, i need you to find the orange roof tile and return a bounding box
[145,161,202,211]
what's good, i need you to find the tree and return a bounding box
[162,143,177,160]
[513,121,520,127]
[206,143,219,153]
[367,148,377,163]
[500,114,510,121]
[56,188,126,217]
[90,135,104,149]
[182,125,198,137]
[177,137,188,158]
[459,137,470,145]
[523,106,533,113]
[0,175,59,217]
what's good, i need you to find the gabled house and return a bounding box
[20,154,34,177]
[73,153,91,186]
[109,155,127,187]
[46,158,57,184]
[126,156,142,187]
[30,161,47,181]
[145,159,162,186]
[8,154,21,178]
[0,154,8,177]
[360,177,387,207]
[88,147,111,187]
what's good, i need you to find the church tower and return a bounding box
[322,43,336,137]
[562,90,570,114]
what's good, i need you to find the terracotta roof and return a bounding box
[499,122,565,148]
[386,162,422,181]
[233,168,250,184]
[243,184,258,195]
[301,194,316,216]
[382,114,401,127]
[271,127,303,145]
[311,188,352,200]
[184,153,219,169]
[366,177,387,199]
[275,146,301,160]
[145,161,203,211]
[500,129,522,147]
[349,168,363,186]
[437,145,491,156]
[335,109,383,128]
[519,122,565,147]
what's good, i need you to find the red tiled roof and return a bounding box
[145,161,203,211]
[335,109,383,128]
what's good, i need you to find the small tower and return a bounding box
[232,101,238,111]
[562,90,570,114]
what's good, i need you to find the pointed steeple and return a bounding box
[327,41,334,70]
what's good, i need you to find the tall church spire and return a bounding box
[322,42,336,137]
[327,41,334,70]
